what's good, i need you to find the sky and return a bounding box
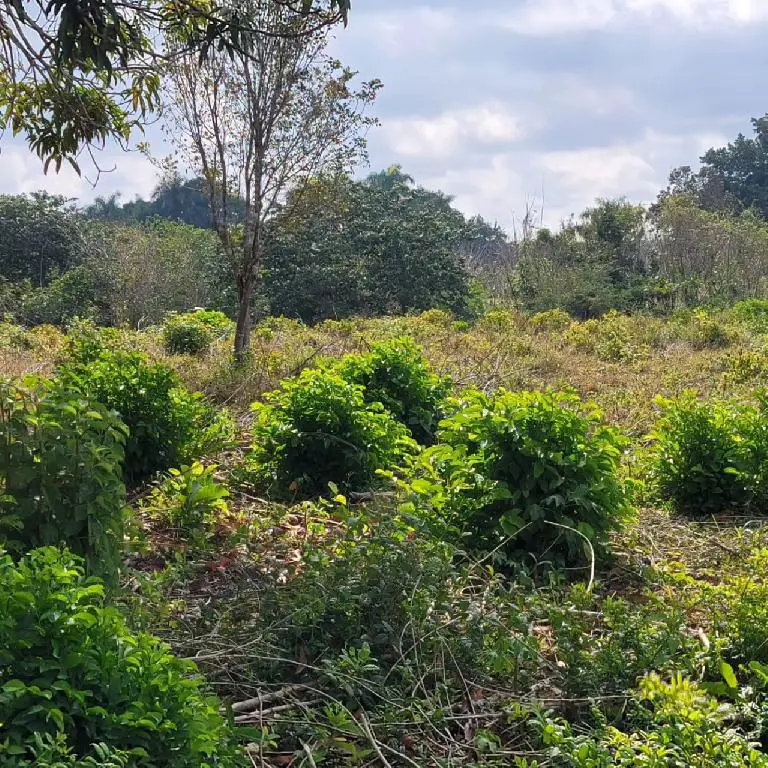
[2,0,768,230]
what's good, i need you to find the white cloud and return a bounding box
[381,104,527,157]
[330,6,460,56]
[501,0,768,35]
[0,142,157,203]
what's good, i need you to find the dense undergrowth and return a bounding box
[5,303,768,765]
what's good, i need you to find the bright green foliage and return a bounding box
[650,393,764,515]
[3,733,132,767]
[531,674,768,767]
[0,377,127,584]
[57,351,232,486]
[246,368,415,499]
[687,309,732,349]
[544,589,706,700]
[402,389,630,570]
[336,337,452,444]
[529,308,573,332]
[0,547,238,767]
[731,299,768,333]
[142,462,229,537]
[692,549,768,664]
[163,315,214,356]
[63,318,134,364]
[163,310,233,356]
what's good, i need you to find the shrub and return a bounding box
[402,389,630,571]
[0,547,238,767]
[185,309,234,333]
[57,350,233,486]
[163,314,214,356]
[731,298,768,333]
[528,308,572,332]
[141,461,229,539]
[530,674,768,767]
[162,310,232,356]
[245,368,415,499]
[63,318,131,364]
[0,377,127,584]
[687,308,732,349]
[650,393,760,515]
[564,319,600,351]
[336,337,452,444]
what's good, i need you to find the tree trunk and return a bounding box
[234,271,256,363]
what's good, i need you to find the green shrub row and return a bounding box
[651,391,768,515]
[0,547,238,767]
[243,339,631,572]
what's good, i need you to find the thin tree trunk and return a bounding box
[234,271,256,363]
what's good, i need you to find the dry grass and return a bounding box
[1,308,761,437]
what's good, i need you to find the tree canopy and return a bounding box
[0,0,352,173]
[265,166,481,322]
[659,115,768,218]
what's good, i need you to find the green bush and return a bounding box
[185,309,233,332]
[731,298,768,333]
[528,308,572,332]
[336,337,451,444]
[141,461,229,538]
[163,315,213,356]
[2,733,133,767]
[245,368,415,499]
[162,310,232,356]
[57,350,232,486]
[63,318,132,364]
[20,265,112,327]
[685,309,732,349]
[0,547,238,767]
[650,393,762,515]
[0,377,127,584]
[401,389,630,571]
[530,673,768,767]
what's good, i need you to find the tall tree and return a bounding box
[657,115,768,218]
[0,0,351,173]
[165,2,379,359]
[265,168,474,323]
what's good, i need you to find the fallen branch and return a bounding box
[234,698,324,723]
[231,684,307,714]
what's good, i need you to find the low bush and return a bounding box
[686,308,732,349]
[141,461,230,539]
[528,308,572,332]
[162,310,232,356]
[0,377,127,584]
[731,298,768,333]
[0,547,238,767]
[336,337,451,444]
[650,392,764,515]
[401,389,630,571]
[529,673,768,767]
[245,368,415,499]
[63,318,133,364]
[163,315,213,356]
[57,351,233,486]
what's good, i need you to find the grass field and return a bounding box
[6,305,768,765]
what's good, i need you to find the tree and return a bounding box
[165,2,379,360]
[265,168,473,322]
[83,172,246,229]
[0,0,351,173]
[0,193,87,286]
[656,115,768,218]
